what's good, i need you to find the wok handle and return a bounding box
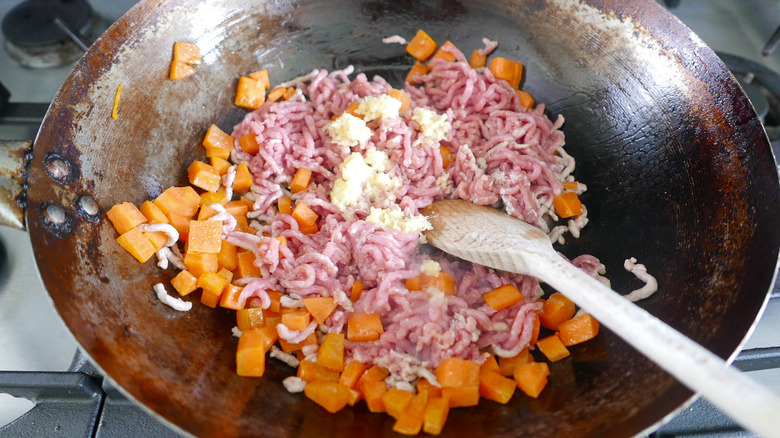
[0,140,30,230]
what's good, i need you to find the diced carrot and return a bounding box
[217,240,238,271]
[292,202,318,228]
[539,292,576,330]
[480,354,501,375]
[264,310,282,328]
[283,87,297,100]
[483,284,523,311]
[361,379,388,413]
[248,69,270,89]
[406,273,456,295]
[235,76,266,110]
[187,220,223,254]
[347,312,384,342]
[562,181,579,190]
[516,89,535,110]
[406,61,430,85]
[266,87,286,104]
[423,397,450,435]
[279,331,318,353]
[435,272,456,296]
[304,381,350,414]
[237,307,265,331]
[297,360,340,383]
[536,334,571,362]
[558,313,600,346]
[435,358,480,388]
[217,267,233,283]
[200,191,227,207]
[239,132,260,154]
[489,57,523,89]
[197,204,218,221]
[513,362,550,398]
[143,230,168,251]
[277,196,292,215]
[187,160,221,192]
[202,125,233,160]
[382,388,414,419]
[388,88,411,112]
[339,360,369,389]
[225,200,249,218]
[289,168,312,193]
[236,250,261,279]
[479,370,516,404]
[469,49,487,68]
[350,280,364,302]
[302,296,338,324]
[198,271,228,306]
[220,284,245,310]
[166,212,190,242]
[497,347,533,377]
[169,60,196,80]
[116,227,156,263]
[173,41,201,65]
[393,389,428,436]
[356,364,389,391]
[211,156,232,175]
[431,41,458,62]
[236,328,276,377]
[298,221,318,235]
[275,235,288,258]
[107,202,147,235]
[154,186,201,218]
[440,144,455,169]
[267,290,283,313]
[553,191,583,218]
[138,200,168,224]
[346,387,362,406]
[406,29,438,61]
[441,386,479,407]
[233,161,253,193]
[281,309,311,331]
[171,270,198,296]
[182,252,218,278]
[416,378,442,399]
[531,312,541,345]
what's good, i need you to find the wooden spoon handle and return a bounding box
[526,250,780,438]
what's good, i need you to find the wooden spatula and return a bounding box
[422,199,780,437]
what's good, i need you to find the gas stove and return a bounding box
[1,0,779,436]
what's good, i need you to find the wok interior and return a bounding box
[26,0,780,436]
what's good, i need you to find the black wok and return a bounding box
[18,0,780,436]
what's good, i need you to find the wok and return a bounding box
[10,0,780,436]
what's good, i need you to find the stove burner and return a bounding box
[1,0,100,68]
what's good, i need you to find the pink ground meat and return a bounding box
[228,46,598,383]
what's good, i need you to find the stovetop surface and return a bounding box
[1,0,780,435]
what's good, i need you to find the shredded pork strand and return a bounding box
[382,35,407,45]
[270,345,301,368]
[623,257,659,302]
[282,376,307,393]
[153,283,192,312]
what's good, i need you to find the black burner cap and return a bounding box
[1,0,93,48]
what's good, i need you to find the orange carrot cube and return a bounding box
[173,41,201,65]
[478,371,516,404]
[279,331,318,353]
[277,196,292,215]
[304,381,350,414]
[361,379,388,413]
[106,202,147,235]
[489,57,523,89]
[169,60,195,80]
[116,227,156,263]
[416,378,442,399]
[318,333,345,372]
[406,29,438,61]
[483,284,524,311]
[297,359,340,383]
[188,161,221,193]
[232,161,253,193]
[302,296,338,324]
[171,270,198,296]
[339,360,369,389]
[248,69,270,88]
[187,220,223,254]
[513,362,550,398]
[218,240,239,271]
[220,284,245,310]
[388,88,411,112]
[166,212,190,242]
[557,313,600,346]
[347,312,384,342]
[539,292,576,330]
[239,132,260,154]
[553,191,583,218]
[516,89,535,110]
[143,230,169,251]
[236,327,277,377]
[292,202,318,228]
[154,186,201,218]
[498,347,533,377]
[236,307,265,331]
[441,386,479,407]
[350,280,364,302]
[393,389,428,435]
[431,41,458,62]
[281,309,311,331]
[382,388,414,419]
[435,358,480,388]
[289,168,312,193]
[469,49,487,68]
[202,125,233,160]
[480,354,501,375]
[182,252,218,278]
[235,76,266,110]
[536,334,571,362]
[406,61,430,85]
[423,397,450,435]
[138,200,168,224]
